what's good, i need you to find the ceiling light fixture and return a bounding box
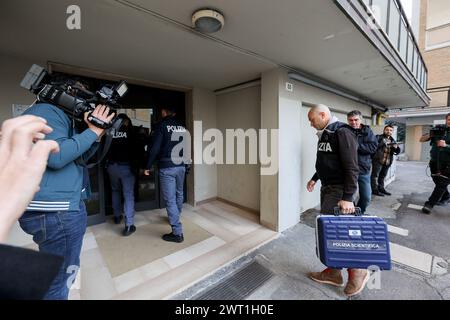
[192,9,225,33]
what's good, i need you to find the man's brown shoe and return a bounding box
[344,269,370,297]
[308,268,344,287]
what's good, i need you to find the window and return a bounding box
[426,0,450,50]
[407,34,414,70]
[371,0,389,31]
[399,19,408,61]
[388,1,401,50]
[418,62,423,87]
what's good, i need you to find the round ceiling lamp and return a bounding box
[192,9,225,33]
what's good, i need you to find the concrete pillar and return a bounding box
[260,69,279,231]
[405,125,423,161]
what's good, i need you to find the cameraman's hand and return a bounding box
[85,105,115,138]
[0,115,59,242]
[420,133,431,143]
[437,140,447,148]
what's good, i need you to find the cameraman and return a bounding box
[18,101,114,300]
[420,113,450,214]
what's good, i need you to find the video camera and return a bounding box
[429,124,449,141]
[20,64,128,129]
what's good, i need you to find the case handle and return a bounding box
[333,207,362,216]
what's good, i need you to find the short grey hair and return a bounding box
[347,110,362,118]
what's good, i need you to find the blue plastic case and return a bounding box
[315,208,391,270]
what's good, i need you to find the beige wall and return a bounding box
[0,54,42,122]
[216,86,261,211]
[426,0,450,29]
[192,87,218,203]
[420,0,450,104]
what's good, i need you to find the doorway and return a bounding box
[49,70,187,226]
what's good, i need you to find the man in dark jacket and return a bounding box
[419,113,450,214]
[347,110,378,214]
[371,125,401,196]
[306,104,369,297]
[145,106,188,243]
[106,113,137,236]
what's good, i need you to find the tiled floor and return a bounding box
[67,200,278,300]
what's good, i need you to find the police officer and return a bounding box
[145,106,187,243]
[420,113,450,214]
[106,113,137,236]
[306,105,369,297]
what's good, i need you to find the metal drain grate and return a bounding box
[194,261,274,300]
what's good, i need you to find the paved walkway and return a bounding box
[175,161,450,300]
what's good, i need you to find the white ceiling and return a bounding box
[0,0,426,107]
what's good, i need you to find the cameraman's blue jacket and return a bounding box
[23,103,99,212]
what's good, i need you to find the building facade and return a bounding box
[1,0,429,233]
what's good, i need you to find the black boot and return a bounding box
[162,232,184,243]
[422,202,433,214]
[379,188,391,196]
[123,225,136,236]
[372,189,385,196]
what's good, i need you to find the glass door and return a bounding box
[134,119,159,211]
[86,158,107,226]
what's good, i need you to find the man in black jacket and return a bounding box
[145,106,188,243]
[371,125,401,196]
[347,110,378,214]
[106,113,138,236]
[306,104,369,297]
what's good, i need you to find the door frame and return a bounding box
[47,61,193,225]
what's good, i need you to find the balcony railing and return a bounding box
[361,0,428,92]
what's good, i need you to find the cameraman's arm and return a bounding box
[420,133,431,143]
[80,105,115,162]
[24,104,99,170]
[48,105,113,168]
[47,124,99,170]
[81,142,100,162]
